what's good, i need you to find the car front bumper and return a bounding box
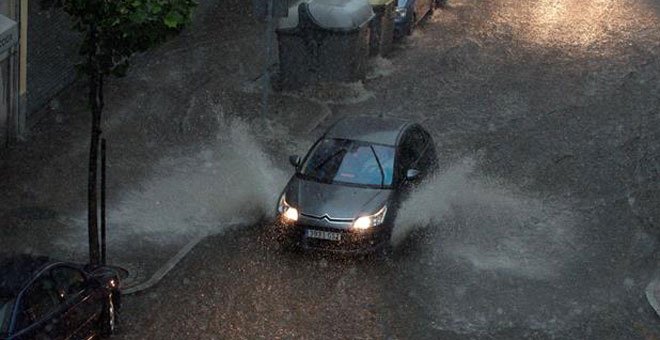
[275,221,391,254]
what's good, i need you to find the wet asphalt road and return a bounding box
[116,0,659,339]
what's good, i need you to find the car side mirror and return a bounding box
[289,155,301,167]
[406,169,421,181]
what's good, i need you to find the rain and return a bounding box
[0,0,658,339]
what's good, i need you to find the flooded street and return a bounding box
[109,0,659,339]
[0,0,656,338]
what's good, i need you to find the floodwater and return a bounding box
[0,0,657,338]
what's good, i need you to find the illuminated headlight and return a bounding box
[278,194,299,223]
[352,206,387,231]
[395,7,407,18]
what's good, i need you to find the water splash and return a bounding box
[366,56,396,80]
[59,119,289,247]
[284,81,375,105]
[393,157,576,280]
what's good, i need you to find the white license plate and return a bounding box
[306,229,342,241]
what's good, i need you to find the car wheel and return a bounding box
[100,293,117,337]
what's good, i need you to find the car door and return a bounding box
[51,265,104,339]
[11,274,65,340]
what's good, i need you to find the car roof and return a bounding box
[0,254,53,298]
[324,116,412,146]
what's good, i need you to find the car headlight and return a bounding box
[278,194,299,223]
[352,206,387,231]
[395,7,407,18]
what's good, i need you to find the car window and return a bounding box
[408,128,427,159]
[51,266,86,298]
[0,298,14,336]
[301,139,395,187]
[19,276,59,330]
[398,129,426,171]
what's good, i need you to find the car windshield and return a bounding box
[0,297,14,336]
[300,139,395,187]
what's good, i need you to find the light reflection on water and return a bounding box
[491,0,659,55]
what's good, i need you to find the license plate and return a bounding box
[306,229,342,241]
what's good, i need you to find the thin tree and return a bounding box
[45,0,197,265]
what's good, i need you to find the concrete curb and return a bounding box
[122,222,244,295]
[646,276,660,317]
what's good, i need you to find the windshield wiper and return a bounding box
[311,148,347,174]
[369,145,385,188]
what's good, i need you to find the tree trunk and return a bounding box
[88,23,104,266]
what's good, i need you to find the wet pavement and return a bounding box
[114,0,659,339]
[0,0,324,287]
[1,0,659,338]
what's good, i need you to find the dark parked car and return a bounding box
[394,0,434,36]
[0,255,121,339]
[275,116,437,254]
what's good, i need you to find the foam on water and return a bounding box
[366,56,396,80]
[284,81,375,105]
[394,157,576,280]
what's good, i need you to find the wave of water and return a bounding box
[393,157,577,280]
[59,119,289,248]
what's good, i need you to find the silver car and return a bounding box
[275,116,438,254]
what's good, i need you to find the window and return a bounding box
[398,129,426,171]
[408,128,427,160]
[301,139,395,187]
[19,276,59,329]
[51,266,86,299]
[0,297,14,336]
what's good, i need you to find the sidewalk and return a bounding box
[0,0,330,290]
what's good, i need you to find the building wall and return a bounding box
[0,0,19,147]
[0,3,11,146]
[0,2,10,16]
[26,0,80,116]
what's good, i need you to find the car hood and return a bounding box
[285,176,392,220]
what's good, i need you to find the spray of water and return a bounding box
[118,120,286,237]
[394,157,576,280]
[59,119,289,248]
